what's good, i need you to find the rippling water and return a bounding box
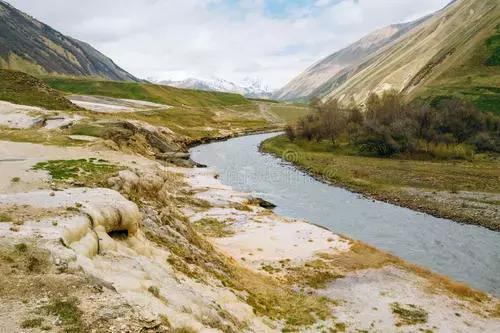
[190,132,500,295]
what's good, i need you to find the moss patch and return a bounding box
[43,297,85,333]
[32,158,118,185]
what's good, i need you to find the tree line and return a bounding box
[286,92,500,157]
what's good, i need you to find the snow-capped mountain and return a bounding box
[158,77,274,99]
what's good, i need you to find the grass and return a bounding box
[0,212,12,222]
[93,105,273,140]
[286,259,343,289]
[261,135,500,229]
[0,126,76,146]
[32,158,118,184]
[416,23,500,115]
[319,239,489,303]
[390,303,428,326]
[268,104,311,123]
[20,317,43,329]
[193,218,234,237]
[125,172,335,329]
[43,77,251,107]
[43,297,85,333]
[0,69,80,110]
[0,243,50,274]
[142,199,333,330]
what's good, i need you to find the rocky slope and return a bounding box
[0,1,138,81]
[273,18,427,101]
[322,0,499,106]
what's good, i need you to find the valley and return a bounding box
[0,0,499,332]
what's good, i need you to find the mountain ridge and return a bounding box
[0,0,138,81]
[322,0,499,109]
[273,16,429,101]
[160,77,274,99]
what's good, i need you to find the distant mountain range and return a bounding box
[275,0,500,113]
[159,77,274,99]
[0,0,137,81]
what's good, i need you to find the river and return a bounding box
[190,132,500,296]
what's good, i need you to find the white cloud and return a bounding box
[5,0,451,88]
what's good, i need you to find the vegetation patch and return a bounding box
[20,317,43,329]
[0,243,51,274]
[32,158,119,185]
[290,92,499,157]
[43,77,251,107]
[485,24,500,66]
[193,218,234,238]
[0,212,12,222]
[0,126,75,146]
[43,296,85,333]
[286,259,344,289]
[268,104,311,123]
[0,69,81,110]
[390,302,428,326]
[148,285,160,298]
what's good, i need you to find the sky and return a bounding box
[6,0,451,89]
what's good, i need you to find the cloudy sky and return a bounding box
[7,0,450,88]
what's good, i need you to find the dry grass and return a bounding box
[390,302,428,326]
[128,170,335,330]
[327,240,489,302]
[193,218,234,238]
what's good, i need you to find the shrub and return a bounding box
[293,92,499,158]
[285,125,296,141]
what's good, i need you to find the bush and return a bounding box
[285,125,296,141]
[468,132,500,153]
[293,91,500,158]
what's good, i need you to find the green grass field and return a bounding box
[0,70,80,110]
[268,104,311,123]
[43,77,251,107]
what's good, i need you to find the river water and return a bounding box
[190,132,500,296]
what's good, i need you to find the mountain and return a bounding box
[321,0,499,109]
[276,0,500,113]
[160,77,274,99]
[0,0,138,81]
[273,18,428,101]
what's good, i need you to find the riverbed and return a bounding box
[190,132,500,296]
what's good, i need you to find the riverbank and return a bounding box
[261,135,500,231]
[1,137,499,332]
